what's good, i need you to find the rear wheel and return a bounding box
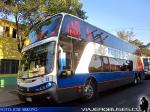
[82,80,96,101]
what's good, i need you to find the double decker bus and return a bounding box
[17,13,144,103]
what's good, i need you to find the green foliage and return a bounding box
[0,0,86,26]
[0,0,46,52]
[0,0,86,52]
[117,30,135,41]
[117,30,150,56]
[129,39,143,47]
[141,48,150,56]
[117,30,143,47]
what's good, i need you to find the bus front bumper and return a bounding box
[17,83,59,102]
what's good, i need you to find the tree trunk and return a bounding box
[15,14,24,53]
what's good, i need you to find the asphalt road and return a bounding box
[13,80,150,109]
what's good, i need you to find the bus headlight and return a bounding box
[35,82,52,92]
[46,82,51,88]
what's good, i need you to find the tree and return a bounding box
[129,39,143,47]
[117,30,150,56]
[0,0,86,52]
[117,30,135,41]
[141,48,150,56]
[117,30,144,47]
[45,0,87,19]
[0,0,47,52]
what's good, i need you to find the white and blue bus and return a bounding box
[17,13,144,103]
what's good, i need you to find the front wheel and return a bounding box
[82,80,96,101]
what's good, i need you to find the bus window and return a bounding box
[119,59,133,71]
[109,57,117,71]
[113,59,121,71]
[72,40,86,70]
[58,37,74,77]
[64,52,72,70]
[102,57,110,72]
[116,59,122,71]
[126,60,133,71]
[29,15,62,43]
[58,50,73,78]
[109,57,131,72]
[89,55,103,73]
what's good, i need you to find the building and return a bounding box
[0,19,24,87]
[0,19,22,74]
[0,19,22,87]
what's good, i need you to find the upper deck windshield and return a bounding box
[18,42,55,79]
[29,15,62,44]
[60,14,137,54]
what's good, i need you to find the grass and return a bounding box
[0,74,17,78]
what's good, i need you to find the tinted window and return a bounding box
[126,60,133,71]
[61,15,137,54]
[29,15,62,43]
[103,57,110,72]
[109,58,117,71]
[59,34,86,72]
[61,15,98,41]
[109,57,133,71]
[61,15,81,38]
[89,55,103,73]
[116,59,123,71]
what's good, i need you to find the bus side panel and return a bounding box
[91,71,134,92]
[56,74,88,102]
[56,71,135,102]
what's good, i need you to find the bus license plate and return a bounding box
[26,97,32,102]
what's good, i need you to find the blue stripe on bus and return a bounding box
[57,71,136,88]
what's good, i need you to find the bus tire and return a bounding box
[82,79,96,101]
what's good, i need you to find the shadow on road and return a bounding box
[13,82,145,107]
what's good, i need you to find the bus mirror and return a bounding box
[59,52,67,70]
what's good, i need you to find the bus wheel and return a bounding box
[82,80,96,101]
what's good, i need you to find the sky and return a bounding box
[81,0,150,45]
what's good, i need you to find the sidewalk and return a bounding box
[0,86,23,107]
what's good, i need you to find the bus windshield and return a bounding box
[18,42,55,79]
[29,15,62,44]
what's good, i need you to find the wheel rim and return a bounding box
[83,84,94,99]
